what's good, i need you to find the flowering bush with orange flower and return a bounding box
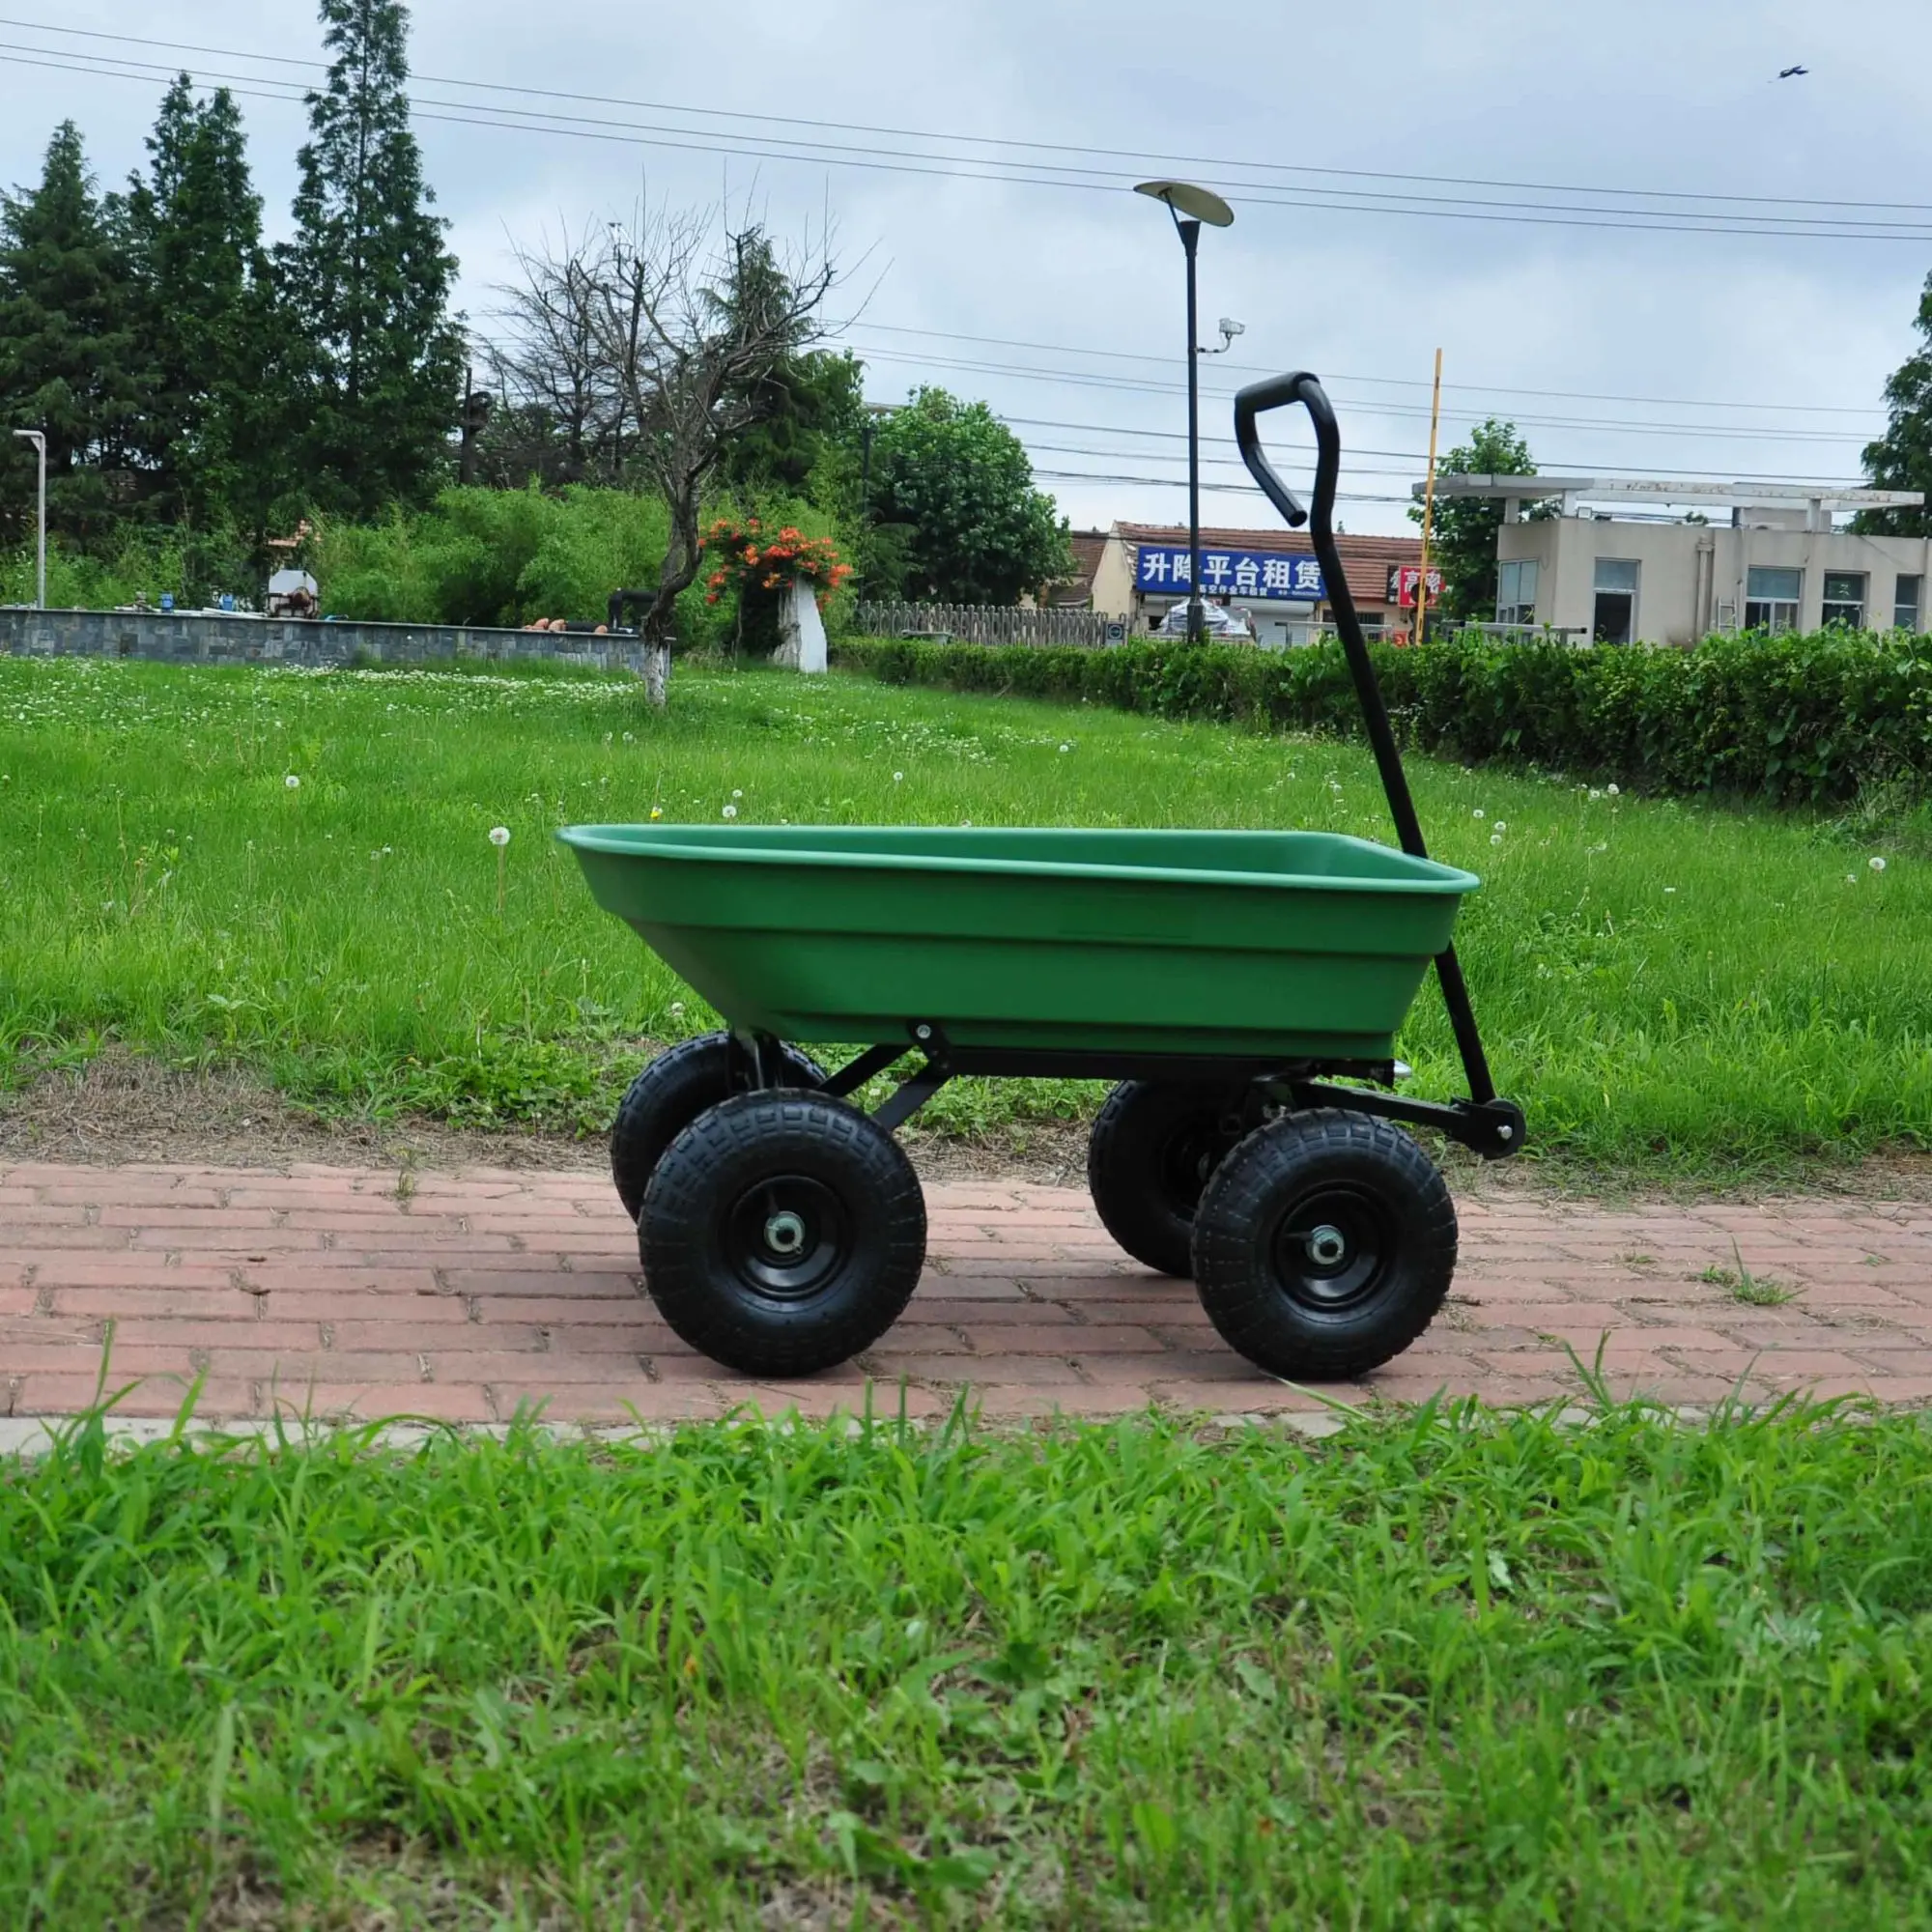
[700,517,852,611]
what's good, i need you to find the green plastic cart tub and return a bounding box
[559,823,1478,1063]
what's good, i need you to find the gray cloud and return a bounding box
[5,0,1925,532]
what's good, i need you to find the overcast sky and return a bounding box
[7,0,1931,536]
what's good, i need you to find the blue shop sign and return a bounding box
[1134,545,1326,601]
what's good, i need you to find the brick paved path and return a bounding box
[4,1160,1931,1428]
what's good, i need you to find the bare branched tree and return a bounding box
[585,202,838,704]
[486,223,631,486]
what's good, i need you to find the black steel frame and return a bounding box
[725,372,1526,1163]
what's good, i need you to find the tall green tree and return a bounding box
[123,78,283,529]
[1856,272,1932,536]
[865,387,1069,604]
[276,0,462,516]
[1409,417,1551,620]
[0,122,144,541]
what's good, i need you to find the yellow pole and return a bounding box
[1413,348,1444,645]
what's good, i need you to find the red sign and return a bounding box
[1388,564,1444,609]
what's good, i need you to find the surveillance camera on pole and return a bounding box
[1135,180,1235,645]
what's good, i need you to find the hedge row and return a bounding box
[833,629,1932,805]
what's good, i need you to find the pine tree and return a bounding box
[124,78,281,528]
[276,0,463,516]
[0,122,144,541]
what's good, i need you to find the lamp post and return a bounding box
[1134,180,1234,643]
[12,430,45,610]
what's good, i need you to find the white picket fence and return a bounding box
[856,602,1121,647]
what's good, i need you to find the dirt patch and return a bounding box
[0,1052,1092,1187]
[2,1051,1926,1203]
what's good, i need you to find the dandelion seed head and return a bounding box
[1871,855,1888,871]
[489,826,511,847]
[284,775,299,790]
[1606,783,1621,798]
[1472,809,1485,820]
[1490,833,1503,846]
[722,804,738,819]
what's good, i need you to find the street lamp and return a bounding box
[12,430,45,611]
[1134,180,1234,643]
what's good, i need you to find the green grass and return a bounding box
[0,655,1926,1180]
[8,1396,1932,1925]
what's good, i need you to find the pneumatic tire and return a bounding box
[611,1033,825,1222]
[639,1091,927,1378]
[1191,1109,1457,1379]
[1087,1081,1251,1277]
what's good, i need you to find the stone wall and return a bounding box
[0,607,646,673]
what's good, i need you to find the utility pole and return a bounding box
[1412,350,1444,647]
[12,430,45,610]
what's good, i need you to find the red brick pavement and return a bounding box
[3,1160,1931,1429]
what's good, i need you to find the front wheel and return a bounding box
[639,1092,927,1378]
[1190,1109,1457,1379]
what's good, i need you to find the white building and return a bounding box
[1425,476,1927,645]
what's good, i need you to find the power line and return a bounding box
[5,30,1932,242]
[843,343,1872,445]
[828,320,1885,421]
[9,14,1932,221]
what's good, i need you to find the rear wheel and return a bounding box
[611,1033,825,1222]
[639,1092,927,1378]
[1191,1109,1457,1379]
[1087,1081,1252,1277]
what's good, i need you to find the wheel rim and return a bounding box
[724,1175,851,1300]
[1268,1183,1392,1313]
[1156,1110,1244,1224]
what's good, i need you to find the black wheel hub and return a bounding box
[725,1175,850,1299]
[1270,1184,1391,1312]
[1157,1112,1245,1222]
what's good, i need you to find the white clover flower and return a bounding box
[1606,783,1621,798]
[1871,855,1888,872]
[1059,743,1071,753]
[623,731,635,744]
[1664,886,1677,895]
[1492,822,1507,834]
[669,1001,685,1017]
[1472,809,1485,820]
[1587,788,1603,802]
[722,804,738,819]
[732,788,743,799]
[1847,873,1859,885]
[893,772,904,782]
[284,775,300,790]
[489,826,511,847]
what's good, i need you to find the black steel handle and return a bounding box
[1236,371,1504,1118]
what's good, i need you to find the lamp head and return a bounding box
[1133,180,1235,228]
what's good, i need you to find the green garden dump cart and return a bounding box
[560,373,1525,1381]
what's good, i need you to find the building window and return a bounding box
[1496,558,1539,625]
[1895,574,1923,633]
[1822,571,1867,629]
[1593,558,1638,644]
[1745,566,1802,634]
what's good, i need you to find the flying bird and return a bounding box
[1777,64,1808,78]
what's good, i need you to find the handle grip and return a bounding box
[1234,370,1343,540]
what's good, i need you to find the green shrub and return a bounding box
[835,629,1932,805]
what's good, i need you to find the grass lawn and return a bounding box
[7,1399,1932,1925]
[0,655,1926,1181]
